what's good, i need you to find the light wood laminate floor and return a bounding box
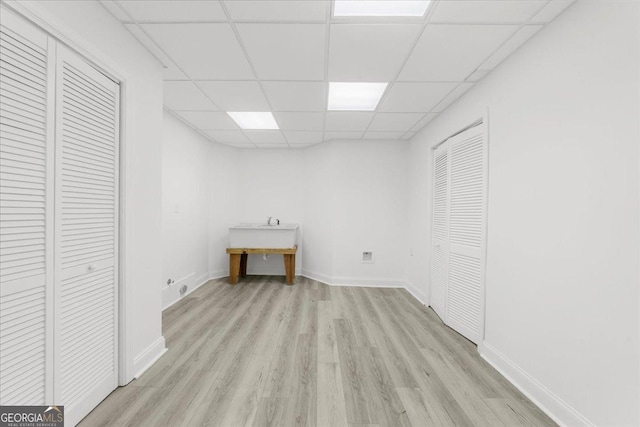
[80,276,555,427]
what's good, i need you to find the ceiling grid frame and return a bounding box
[100,0,575,147]
[216,0,291,147]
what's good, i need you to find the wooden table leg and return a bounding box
[284,254,294,285]
[229,254,241,285]
[240,253,248,278]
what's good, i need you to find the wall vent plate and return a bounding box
[362,251,374,263]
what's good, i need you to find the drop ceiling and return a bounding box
[102,0,574,148]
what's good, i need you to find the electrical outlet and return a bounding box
[362,251,374,263]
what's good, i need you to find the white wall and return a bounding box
[234,148,306,275]
[408,1,639,425]
[14,0,166,381]
[207,135,239,278]
[325,140,408,286]
[159,122,410,288]
[161,112,212,308]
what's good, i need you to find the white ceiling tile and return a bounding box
[262,82,326,112]
[117,1,227,21]
[399,24,519,81]
[324,131,364,141]
[479,25,543,70]
[142,23,254,79]
[363,131,405,139]
[164,81,218,111]
[284,131,324,144]
[530,0,574,23]
[244,130,287,144]
[196,81,270,111]
[411,113,437,131]
[431,1,545,24]
[124,24,188,80]
[237,24,326,80]
[274,112,324,131]
[402,132,416,140]
[175,111,239,130]
[256,144,290,148]
[325,112,374,131]
[368,113,424,132]
[328,24,422,81]
[432,83,474,112]
[380,82,458,112]
[224,0,328,22]
[163,67,189,80]
[289,143,315,148]
[204,130,251,144]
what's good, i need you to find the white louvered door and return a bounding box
[430,124,487,345]
[430,143,449,321]
[446,126,487,344]
[0,8,120,422]
[0,11,53,406]
[53,45,119,426]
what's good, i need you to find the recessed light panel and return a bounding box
[328,82,388,111]
[227,112,279,129]
[334,1,431,17]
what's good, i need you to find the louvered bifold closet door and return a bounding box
[0,11,53,406]
[53,45,119,426]
[430,143,449,321]
[446,125,487,344]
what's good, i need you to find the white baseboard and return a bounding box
[479,342,593,427]
[162,271,226,311]
[404,281,428,306]
[301,269,332,285]
[301,270,404,288]
[331,276,405,287]
[133,336,167,379]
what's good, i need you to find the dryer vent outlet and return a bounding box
[179,285,188,296]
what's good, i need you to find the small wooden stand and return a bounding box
[226,245,298,285]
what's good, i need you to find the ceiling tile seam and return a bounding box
[165,108,224,146]
[399,1,552,137]
[457,0,553,78]
[360,0,437,137]
[321,0,332,144]
[165,78,467,84]
[119,19,328,25]
[99,0,169,69]
[461,8,551,84]
[165,108,466,114]
[219,0,291,147]
[112,0,256,146]
[398,112,432,140]
[111,1,229,115]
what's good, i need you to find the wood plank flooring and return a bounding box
[79,276,555,427]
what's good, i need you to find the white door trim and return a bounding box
[1,0,135,385]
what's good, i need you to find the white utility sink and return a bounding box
[229,223,299,249]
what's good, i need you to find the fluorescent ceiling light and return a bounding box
[334,1,430,17]
[328,82,388,111]
[227,112,279,130]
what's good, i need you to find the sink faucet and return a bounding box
[267,216,272,226]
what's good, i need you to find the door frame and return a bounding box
[428,109,490,345]
[2,0,137,385]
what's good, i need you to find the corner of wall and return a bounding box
[133,336,167,379]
